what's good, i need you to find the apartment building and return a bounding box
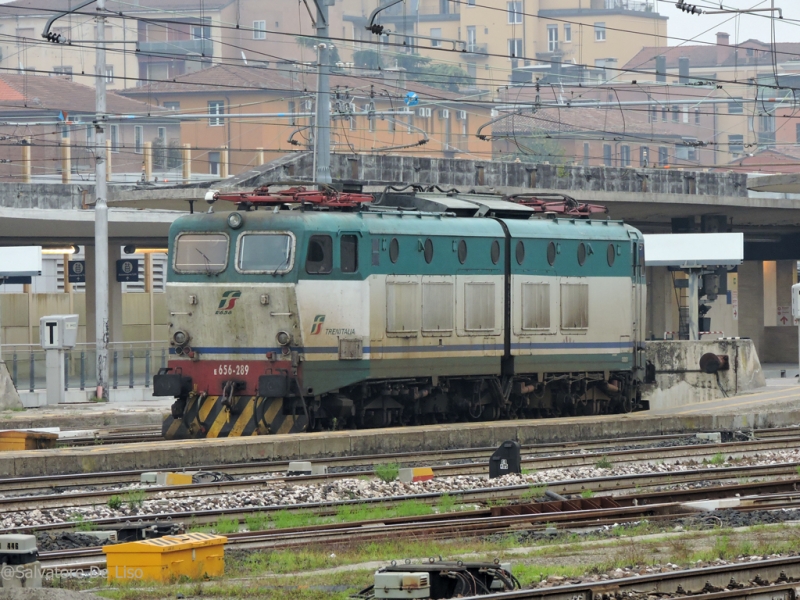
[120,63,494,177]
[341,0,666,85]
[623,33,800,166]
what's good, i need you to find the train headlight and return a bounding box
[227,212,244,229]
[173,330,190,346]
[276,331,292,347]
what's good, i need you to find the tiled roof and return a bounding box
[0,74,164,115]
[120,64,471,101]
[623,39,800,72]
[0,0,235,17]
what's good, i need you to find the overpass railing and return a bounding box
[0,342,169,392]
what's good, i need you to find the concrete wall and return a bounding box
[229,153,751,199]
[0,293,168,348]
[645,339,765,410]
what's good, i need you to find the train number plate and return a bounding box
[214,364,250,376]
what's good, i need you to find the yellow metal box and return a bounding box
[0,430,58,451]
[103,533,227,583]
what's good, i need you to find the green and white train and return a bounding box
[156,187,649,439]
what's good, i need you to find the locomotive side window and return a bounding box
[174,232,229,274]
[238,232,294,273]
[547,241,557,266]
[607,244,616,267]
[423,238,434,264]
[457,240,468,264]
[577,242,587,266]
[306,235,333,274]
[515,241,525,265]
[341,235,358,273]
[490,240,501,264]
[389,238,400,263]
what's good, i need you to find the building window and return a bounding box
[796,123,800,143]
[208,101,224,126]
[728,135,744,154]
[649,106,657,123]
[658,146,668,166]
[134,125,143,154]
[694,108,701,124]
[603,144,612,166]
[157,126,166,141]
[661,107,667,122]
[192,24,211,40]
[583,142,589,166]
[564,24,571,43]
[407,114,414,134]
[105,65,114,83]
[672,106,679,122]
[253,20,266,39]
[508,38,522,58]
[53,66,73,80]
[439,0,450,14]
[507,1,522,24]
[547,25,558,52]
[467,25,476,52]
[164,102,180,111]
[209,151,220,175]
[640,146,649,167]
[110,124,119,152]
[466,61,477,79]
[367,104,375,132]
[728,99,744,114]
[620,145,631,167]
[86,124,94,146]
[594,22,606,42]
[468,0,476,4]
[430,28,442,47]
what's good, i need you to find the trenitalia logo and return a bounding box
[310,314,325,335]
[216,290,241,315]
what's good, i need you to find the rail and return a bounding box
[0,342,169,392]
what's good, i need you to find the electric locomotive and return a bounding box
[156,185,648,439]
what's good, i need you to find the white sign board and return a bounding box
[777,305,793,326]
[644,233,743,268]
[0,246,42,277]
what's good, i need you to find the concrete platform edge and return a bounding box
[2,409,800,477]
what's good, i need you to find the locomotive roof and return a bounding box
[171,208,636,242]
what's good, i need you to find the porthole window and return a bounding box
[607,243,616,267]
[458,239,468,264]
[547,241,556,266]
[515,241,525,265]
[423,238,434,264]
[491,240,501,264]
[389,238,399,263]
[577,242,586,266]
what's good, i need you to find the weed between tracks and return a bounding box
[58,523,800,599]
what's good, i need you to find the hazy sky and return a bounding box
[659,0,800,46]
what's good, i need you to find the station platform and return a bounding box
[1,382,800,478]
[0,397,169,430]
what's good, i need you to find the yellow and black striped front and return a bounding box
[162,395,308,439]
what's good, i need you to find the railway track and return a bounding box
[10,458,800,535]
[32,483,800,572]
[3,434,800,513]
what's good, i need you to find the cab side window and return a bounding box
[341,235,358,273]
[306,235,332,274]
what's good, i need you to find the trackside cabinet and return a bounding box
[103,533,226,583]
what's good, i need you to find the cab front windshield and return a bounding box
[238,233,293,273]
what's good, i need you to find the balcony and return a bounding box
[137,39,213,57]
[465,43,488,55]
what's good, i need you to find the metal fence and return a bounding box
[0,342,169,392]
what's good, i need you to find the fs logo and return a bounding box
[215,290,241,315]
[310,314,326,335]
